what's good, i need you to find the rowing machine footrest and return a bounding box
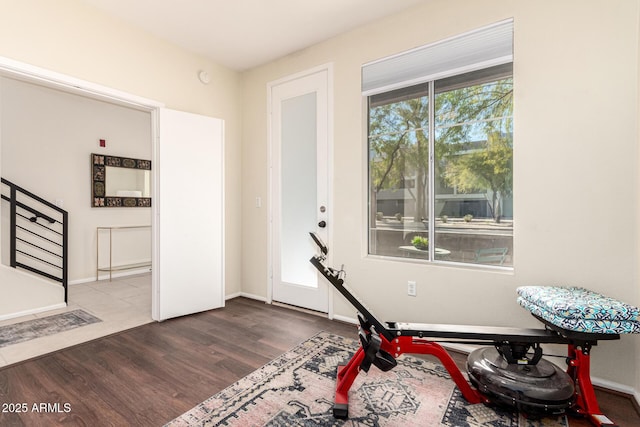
[358,330,397,372]
[373,349,397,372]
[358,330,375,372]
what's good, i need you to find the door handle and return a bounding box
[318,220,327,228]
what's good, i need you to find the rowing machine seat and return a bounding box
[517,286,640,334]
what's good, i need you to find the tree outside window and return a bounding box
[368,64,513,266]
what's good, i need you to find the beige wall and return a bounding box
[0,0,243,295]
[0,266,65,319]
[242,0,640,389]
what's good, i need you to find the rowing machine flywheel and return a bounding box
[467,347,575,415]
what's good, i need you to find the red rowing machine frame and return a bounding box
[333,333,487,414]
[309,232,619,427]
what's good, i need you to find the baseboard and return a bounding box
[332,314,358,325]
[225,292,241,300]
[590,375,637,397]
[231,292,269,303]
[225,292,269,302]
[70,268,152,285]
[0,302,67,322]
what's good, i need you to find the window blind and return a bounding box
[362,19,513,96]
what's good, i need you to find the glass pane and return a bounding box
[105,167,151,197]
[368,86,431,260]
[434,76,513,266]
[281,92,318,286]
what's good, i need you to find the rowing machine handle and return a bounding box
[310,232,328,255]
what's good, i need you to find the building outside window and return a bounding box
[366,21,513,267]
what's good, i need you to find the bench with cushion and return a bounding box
[517,286,640,335]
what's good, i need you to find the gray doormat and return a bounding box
[0,309,101,348]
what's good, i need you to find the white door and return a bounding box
[270,67,331,313]
[154,108,224,321]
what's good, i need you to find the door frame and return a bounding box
[0,56,168,320]
[266,63,334,318]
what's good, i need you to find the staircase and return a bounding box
[1,178,68,302]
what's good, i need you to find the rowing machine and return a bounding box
[309,232,639,427]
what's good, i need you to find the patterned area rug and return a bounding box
[166,332,568,427]
[0,309,101,348]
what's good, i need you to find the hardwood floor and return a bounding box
[0,297,638,426]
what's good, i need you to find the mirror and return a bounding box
[92,153,152,207]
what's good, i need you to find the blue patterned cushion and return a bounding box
[517,286,640,334]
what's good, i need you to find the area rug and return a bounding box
[0,309,101,348]
[166,331,567,427]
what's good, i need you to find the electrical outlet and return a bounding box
[407,280,417,296]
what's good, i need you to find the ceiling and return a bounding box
[82,0,426,71]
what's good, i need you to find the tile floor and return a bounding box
[0,273,152,368]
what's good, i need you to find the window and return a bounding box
[366,21,513,267]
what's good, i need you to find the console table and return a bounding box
[96,225,151,281]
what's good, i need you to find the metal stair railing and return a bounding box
[1,178,68,302]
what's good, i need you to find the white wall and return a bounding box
[0,266,65,320]
[0,0,243,299]
[241,0,640,389]
[1,77,152,282]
